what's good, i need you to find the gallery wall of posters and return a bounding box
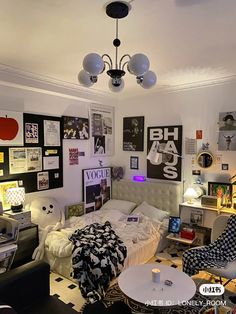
[0,113,63,193]
[123,116,144,151]
[218,111,236,151]
[89,104,114,156]
[82,167,111,213]
[147,125,183,181]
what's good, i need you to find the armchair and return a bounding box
[0,261,78,314]
[183,214,236,287]
[204,214,236,287]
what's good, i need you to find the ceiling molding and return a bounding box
[0,64,117,104]
[118,74,236,100]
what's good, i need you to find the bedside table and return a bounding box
[166,233,197,246]
[12,224,39,268]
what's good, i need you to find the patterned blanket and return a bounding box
[69,221,127,303]
[183,214,236,276]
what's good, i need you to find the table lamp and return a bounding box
[184,187,198,204]
[6,187,25,212]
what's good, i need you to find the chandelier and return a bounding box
[78,1,157,92]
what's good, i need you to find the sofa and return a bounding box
[0,260,78,314]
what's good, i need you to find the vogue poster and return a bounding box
[82,167,111,213]
[147,125,182,181]
[89,104,114,156]
[123,116,144,151]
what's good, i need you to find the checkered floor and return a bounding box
[49,252,236,312]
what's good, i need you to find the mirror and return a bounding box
[197,151,214,168]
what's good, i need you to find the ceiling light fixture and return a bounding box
[78,1,157,92]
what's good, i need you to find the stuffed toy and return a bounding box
[26,197,65,260]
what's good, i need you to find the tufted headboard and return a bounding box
[112,180,181,216]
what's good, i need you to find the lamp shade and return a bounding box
[184,187,198,204]
[128,53,150,76]
[78,70,94,87]
[83,53,104,76]
[140,70,157,89]
[108,78,124,92]
[6,187,25,212]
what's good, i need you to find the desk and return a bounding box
[118,263,196,313]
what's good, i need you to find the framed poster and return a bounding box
[89,104,114,156]
[123,116,144,151]
[82,167,111,213]
[208,182,232,206]
[0,111,23,146]
[147,125,182,181]
[130,156,139,170]
[63,116,89,139]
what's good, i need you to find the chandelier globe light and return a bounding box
[78,1,157,92]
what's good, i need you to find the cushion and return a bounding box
[100,199,136,215]
[132,201,169,222]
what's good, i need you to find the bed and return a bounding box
[43,180,181,281]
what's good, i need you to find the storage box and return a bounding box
[4,210,31,229]
[180,230,195,240]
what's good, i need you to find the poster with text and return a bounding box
[9,147,42,174]
[25,122,39,143]
[0,110,23,146]
[82,167,111,213]
[89,104,114,156]
[123,116,144,151]
[44,120,60,146]
[147,125,182,181]
[37,171,49,190]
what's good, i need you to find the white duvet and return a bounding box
[44,209,163,258]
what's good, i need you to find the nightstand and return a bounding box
[12,224,39,268]
[166,233,197,245]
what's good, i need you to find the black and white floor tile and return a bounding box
[49,252,236,313]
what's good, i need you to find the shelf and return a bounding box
[166,233,197,245]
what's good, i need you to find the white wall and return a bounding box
[0,81,116,209]
[112,81,236,198]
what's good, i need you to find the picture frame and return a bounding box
[190,209,203,226]
[123,116,144,151]
[82,167,112,213]
[221,163,229,171]
[130,156,139,170]
[208,181,232,206]
[63,116,89,140]
[65,202,84,219]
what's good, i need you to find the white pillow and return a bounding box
[100,199,137,215]
[132,201,169,222]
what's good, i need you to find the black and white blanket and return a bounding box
[69,221,127,303]
[183,214,236,276]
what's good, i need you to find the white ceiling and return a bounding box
[0,0,236,97]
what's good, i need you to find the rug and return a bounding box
[78,279,228,314]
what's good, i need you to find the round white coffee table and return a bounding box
[118,263,196,313]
